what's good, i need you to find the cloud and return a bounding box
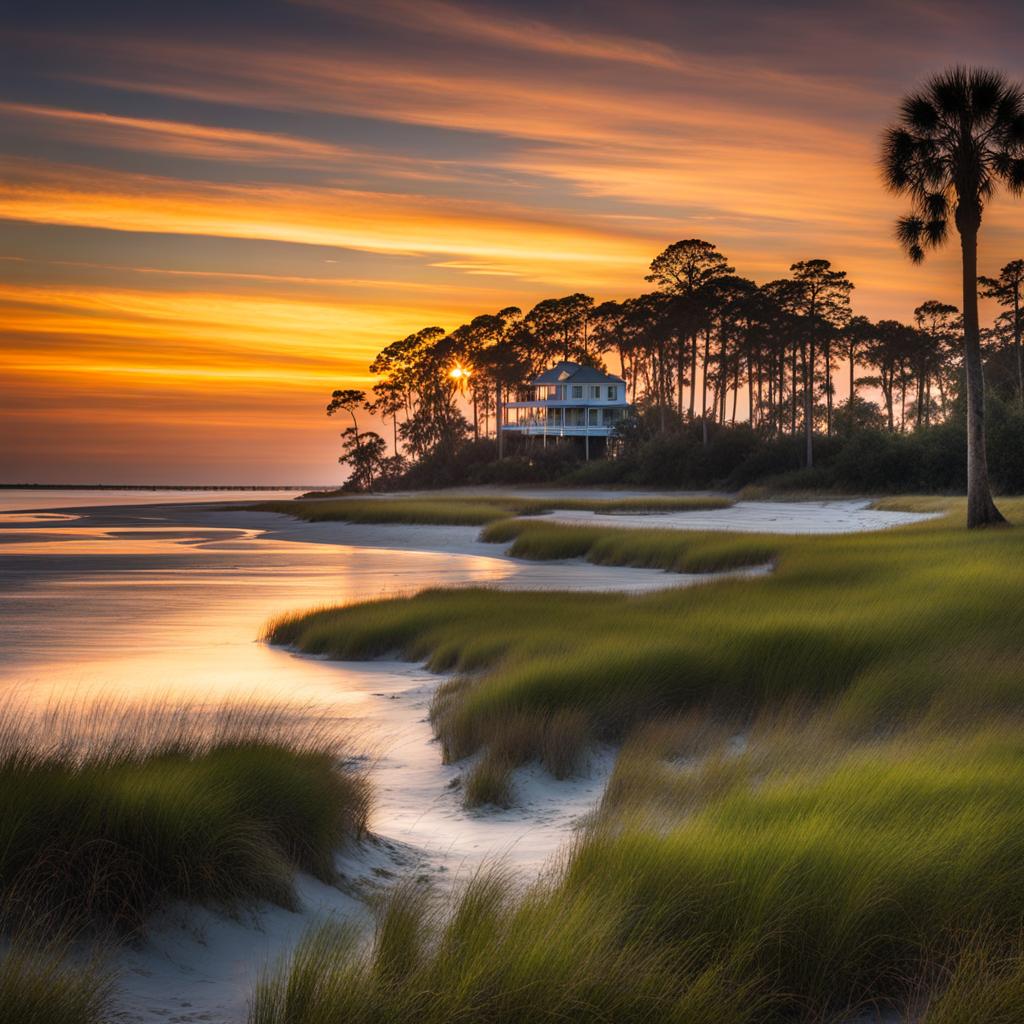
[297,0,685,71]
[0,159,660,286]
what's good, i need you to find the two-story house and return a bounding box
[500,361,631,458]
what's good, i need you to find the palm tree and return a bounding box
[882,67,1024,527]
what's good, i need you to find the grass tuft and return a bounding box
[0,932,111,1024]
[462,752,515,809]
[0,700,370,933]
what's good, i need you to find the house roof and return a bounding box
[532,361,625,386]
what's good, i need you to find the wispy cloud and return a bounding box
[298,0,685,70]
[0,159,659,285]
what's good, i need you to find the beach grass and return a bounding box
[252,721,1024,1023]
[0,701,370,932]
[256,493,734,527]
[569,722,1024,1012]
[253,500,1024,1018]
[250,871,764,1024]
[0,938,111,1024]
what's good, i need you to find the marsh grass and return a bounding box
[565,722,1024,1017]
[257,494,733,527]
[438,701,589,807]
[918,936,1024,1023]
[0,700,370,932]
[0,937,111,1024]
[266,502,1024,775]
[250,870,766,1024]
[254,718,1024,1023]
[462,752,515,809]
[480,517,777,571]
[257,500,1024,1020]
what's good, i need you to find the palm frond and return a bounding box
[923,192,948,219]
[900,94,939,132]
[924,218,949,247]
[895,216,924,248]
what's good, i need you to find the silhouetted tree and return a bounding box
[978,259,1024,406]
[646,240,733,420]
[337,428,386,491]
[883,67,1024,526]
[788,259,853,464]
[912,300,960,425]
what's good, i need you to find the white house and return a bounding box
[500,361,631,458]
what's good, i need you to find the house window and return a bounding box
[607,386,618,401]
[571,384,583,399]
[590,385,601,399]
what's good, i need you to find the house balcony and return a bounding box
[502,422,619,437]
[500,406,630,438]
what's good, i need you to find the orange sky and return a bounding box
[4,0,1024,483]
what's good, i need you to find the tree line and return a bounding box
[330,240,1023,492]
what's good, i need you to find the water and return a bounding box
[0,494,676,858]
[0,487,307,514]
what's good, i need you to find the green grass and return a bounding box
[256,493,734,527]
[0,939,111,1024]
[257,499,1024,1021]
[0,701,370,932]
[480,516,777,571]
[568,723,1024,1014]
[252,723,1024,1023]
[250,872,765,1024]
[267,501,1024,771]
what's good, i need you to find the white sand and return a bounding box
[542,497,930,534]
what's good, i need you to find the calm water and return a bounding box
[0,488,308,513]
[0,494,511,710]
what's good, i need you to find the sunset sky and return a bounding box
[4,0,1024,484]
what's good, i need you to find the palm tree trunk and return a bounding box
[959,219,1005,527]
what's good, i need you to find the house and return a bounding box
[500,361,631,459]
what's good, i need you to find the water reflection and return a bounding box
[0,515,512,710]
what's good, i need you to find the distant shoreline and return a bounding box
[0,483,331,491]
